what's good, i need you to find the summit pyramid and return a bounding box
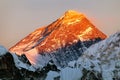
[10,10,107,67]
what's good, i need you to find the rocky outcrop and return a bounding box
[0,52,23,79]
[0,46,59,80]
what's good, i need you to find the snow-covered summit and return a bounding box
[9,10,106,67]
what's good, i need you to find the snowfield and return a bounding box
[45,32,120,80]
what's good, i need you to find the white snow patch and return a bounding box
[45,71,59,80]
[60,67,82,80]
[68,60,76,68]
[0,45,8,56]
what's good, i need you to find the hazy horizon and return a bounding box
[0,0,120,48]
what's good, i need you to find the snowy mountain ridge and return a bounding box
[77,32,120,80]
[55,32,120,80]
[0,32,119,80]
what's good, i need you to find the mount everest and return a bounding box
[0,10,119,80]
[10,10,106,68]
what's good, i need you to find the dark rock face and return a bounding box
[81,68,102,80]
[0,52,60,80]
[38,38,102,67]
[18,54,31,65]
[0,52,22,79]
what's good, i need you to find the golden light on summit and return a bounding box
[10,10,107,65]
[61,10,85,25]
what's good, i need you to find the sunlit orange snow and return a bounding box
[10,10,107,64]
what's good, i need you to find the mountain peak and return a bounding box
[10,10,107,66]
[61,10,84,25]
[64,10,82,16]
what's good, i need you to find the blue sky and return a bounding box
[0,0,120,48]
